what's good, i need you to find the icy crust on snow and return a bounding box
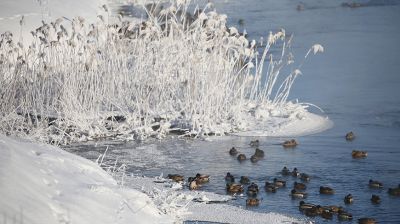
[125,176,306,224]
[0,135,172,224]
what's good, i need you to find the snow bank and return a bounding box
[0,134,173,224]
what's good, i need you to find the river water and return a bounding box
[65,0,400,223]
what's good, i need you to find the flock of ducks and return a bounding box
[165,131,399,223]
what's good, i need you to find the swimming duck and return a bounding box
[250,154,260,163]
[240,176,250,185]
[358,218,376,224]
[291,189,308,199]
[323,205,342,214]
[388,185,400,196]
[250,139,260,147]
[188,178,199,190]
[195,173,210,184]
[292,168,300,177]
[246,198,260,206]
[298,201,317,211]
[304,205,321,217]
[369,179,383,188]
[371,195,381,204]
[225,172,235,183]
[346,131,355,141]
[226,183,244,193]
[167,174,184,182]
[320,186,335,194]
[352,150,368,159]
[273,178,286,188]
[338,210,353,221]
[247,182,259,196]
[254,148,264,157]
[281,166,291,176]
[321,209,334,220]
[344,194,354,204]
[229,147,238,156]
[300,173,310,182]
[282,139,298,148]
[265,182,277,193]
[237,154,246,161]
[294,181,306,190]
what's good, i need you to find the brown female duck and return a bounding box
[320,186,335,195]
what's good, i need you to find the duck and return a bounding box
[265,182,277,193]
[195,173,210,184]
[388,184,400,196]
[247,182,259,196]
[320,186,335,194]
[240,176,250,185]
[294,181,306,190]
[226,183,244,193]
[250,139,260,147]
[282,139,298,148]
[321,209,334,220]
[291,189,307,199]
[304,205,321,217]
[358,218,376,224]
[237,154,246,161]
[298,201,317,211]
[167,174,184,182]
[188,177,199,190]
[273,178,286,188]
[338,210,353,221]
[300,173,310,182]
[225,172,235,183]
[371,195,381,204]
[250,154,260,163]
[352,150,368,159]
[292,168,300,177]
[344,194,354,204]
[246,198,260,206]
[346,131,355,141]
[254,148,264,157]
[369,179,383,188]
[281,166,291,176]
[229,147,238,156]
[323,205,342,214]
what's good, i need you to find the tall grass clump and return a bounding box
[0,0,323,144]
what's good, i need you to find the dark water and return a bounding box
[65,0,400,223]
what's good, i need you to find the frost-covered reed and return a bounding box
[0,0,322,144]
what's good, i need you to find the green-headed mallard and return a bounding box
[229,147,238,156]
[344,194,354,204]
[298,201,317,211]
[292,167,300,177]
[338,210,353,221]
[273,178,286,188]
[369,179,383,188]
[291,189,307,199]
[265,182,277,193]
[300,173,310,182]
[247,182,259,196]
[225,172,235,183]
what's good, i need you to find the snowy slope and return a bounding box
[0,134,173,224]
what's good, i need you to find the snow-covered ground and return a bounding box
[0,134,173,224]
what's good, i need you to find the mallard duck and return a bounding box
[346,131,355,141]
[273,178,286,188]
[188,178,199,190]
[291,189,307,199]
[358,218,376,224]
[294,181,306,190]
[344,194,354,204]
[320,186,335,194]
[246,198,260,206]
[298,201,317,211]
[229,147,238,156]
[226,183,244,193]
[250,154,260,163]
[304,205,321,217]
[352,150,368,158]
[292,168,300,177]
[321,209,334,220]
[281,166,291,176]
[225,172,235,183]
[167,174,184,182]
[282,139,298,148]
[338,210,353,221]
[300,173,310,182]
[240,176,250,184]
[371,195,381,204]
[254,148,264,157]
[250,139,260,147]
[388,185,400,196]
[247,182,259,196]
[323,205,342,214]
[195,173,210,183]
[265,182,277,193]
[237,154,246,161]
[369,179,383,188]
